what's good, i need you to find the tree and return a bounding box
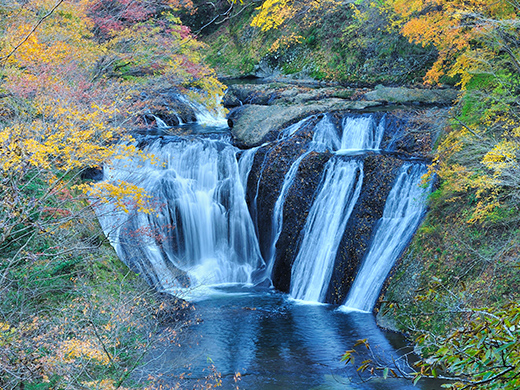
[343,302,520,389]
[0,0,224,387]
[390,0,520,223]
[340,2,520,389]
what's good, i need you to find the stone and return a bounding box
[229,100,382,147]
[364,85,458,105]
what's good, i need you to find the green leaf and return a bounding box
[496,341,515,353]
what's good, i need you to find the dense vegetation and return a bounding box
[378,1,520,388]
[191,0,437,84]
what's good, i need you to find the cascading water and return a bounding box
[98,104,429,308]
[96,101,440,389]
[341,162,430,312]
[238,145,261,189]
[152,115,170,129]
[290,159,364,302]
[339,115,385,151]
[311,114,340,150]
[264,150,312,280]
[286,113,389,302]
[264,115,340,281]
[311,113,386,152]
[171,93,228,127]
[97,137,264,290]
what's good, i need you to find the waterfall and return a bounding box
[339,115,385,151]
[311,114,385,152]
[171,93,228,127]
[265,113,373,281]
[238,146,261,189]
[341,162,430,312]
[97,137,264,290]
[285,113,390,302]
[312,114,340,151]
[279,116,316,140]
[290,158,364,302]
[264,116,342,281]
[153,115,169,129]
[96,94,430,307]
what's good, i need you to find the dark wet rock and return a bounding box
[224,84,282,107]
[81,166,104,181]
[258,151,405,300]
[271,151,333,292]
[136,90,198,128]
[246,119,320,261]
[155,292,192,325]
[391,109,447,157]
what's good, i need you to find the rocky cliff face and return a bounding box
[227,82,453,149]
[233,84,445,305]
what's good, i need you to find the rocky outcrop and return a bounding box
[227,82,455,147]
[136,90,197,127]
[364,85,458,105]
[224,84,357,107]
[229,100,381,146]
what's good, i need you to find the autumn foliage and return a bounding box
[386,0,520,224]
[374,1,520,388]
[0,0,222,387]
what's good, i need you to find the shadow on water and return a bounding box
[137,286,445,390]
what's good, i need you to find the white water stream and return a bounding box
[286,113,388,302]
[97,138,264,290]
[290,159,364,302]
[341,162,430,312]
[97,102,430,312]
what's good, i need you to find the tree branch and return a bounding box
[0,0,65,65]
[453,117,483,139]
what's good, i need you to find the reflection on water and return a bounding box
[137,286,444,390]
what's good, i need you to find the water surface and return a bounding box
[138,286,443,390]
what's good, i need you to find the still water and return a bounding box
[137,285,443,390]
